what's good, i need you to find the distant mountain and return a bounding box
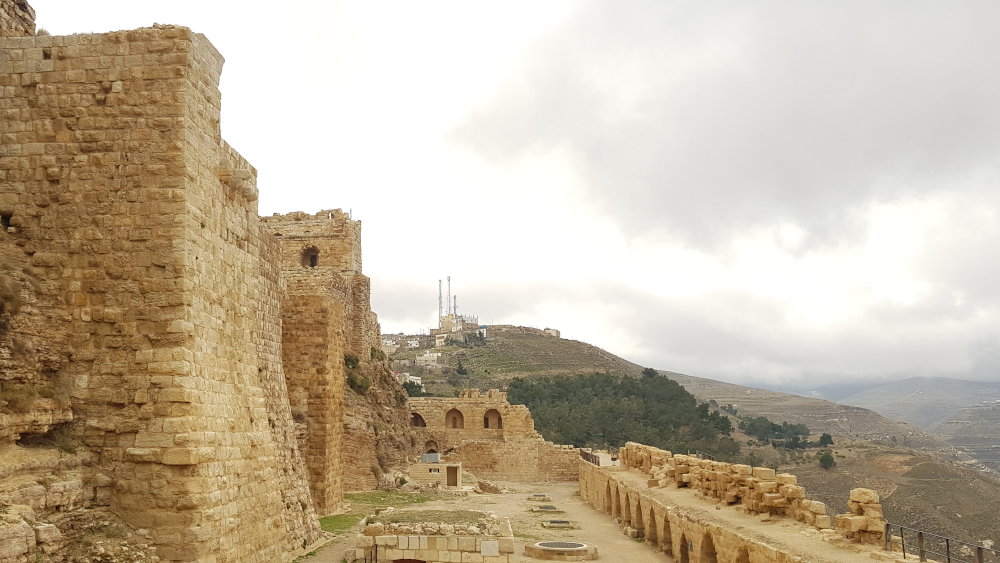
[835,377,1000,429]
[658,371,939,447]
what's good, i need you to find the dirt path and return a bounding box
[304,481,669,562]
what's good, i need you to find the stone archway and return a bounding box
[483,408,503,429]
[605,481,614,515]
[633,497,645,538]
[621,490,632,527]
[658,511,673,554]
[678,533,690,563]
[699,532,718,563]
[644,506,657,545]
[734,546,750,563]
[410,412,426,427]
[424,440,438,454]
[445,408,464,429]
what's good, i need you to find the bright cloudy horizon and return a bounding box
[31,1,1000,389]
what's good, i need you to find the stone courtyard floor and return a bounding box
[303,480,669,562]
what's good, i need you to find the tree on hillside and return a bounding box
[819,450,835,469]
[641,367,658,379]
[506,372,740,459]
[819,433,834,447]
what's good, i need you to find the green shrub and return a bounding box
[344,353,360,370]
[347,371,370,394]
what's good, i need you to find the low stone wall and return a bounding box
[617,442,885,544]
[447,439,579,484]
[347,517,516,563]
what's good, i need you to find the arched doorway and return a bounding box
[483,409,503,429]
[633,498,645,538]
[734,546,750,563]
[622,491,632,527]
[678,534,690,563]
[605,481,614,515]
[424,440,438,454]
[644,507,657,545]
[699,533,718,563]
[445,408,464,429]
[410,413,426,427]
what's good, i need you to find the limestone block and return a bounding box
[861,504,883,518]
[776,473,797,485]
[809,501,828,515]
[866,518,885,533]
[458,536,476,551]
[783,485,805,499]
[849,488,879,504]
[815,515,832,529]
[757,481,778,494]
[481,540,500,556]
[837,515,867,532]
[374,534,394,545]
[498,537,515,553]
[752,467,776,480]
[356,535,374,547]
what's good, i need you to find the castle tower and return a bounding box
[261,210,382,511]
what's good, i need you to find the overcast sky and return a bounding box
[32,1,1000,388]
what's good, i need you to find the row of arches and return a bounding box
[598,477,750,563]
[410,408,503,430]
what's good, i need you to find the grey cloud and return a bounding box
[454,0,1000,247]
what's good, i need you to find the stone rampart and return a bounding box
[0,22,322,561]
[578,442,892,562]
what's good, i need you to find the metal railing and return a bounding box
[885,522,999,562]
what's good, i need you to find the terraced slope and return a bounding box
[457,326,643,380]
[661,371,941,447]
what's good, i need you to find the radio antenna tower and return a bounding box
[447,276,452,315]
[438,279,443,328]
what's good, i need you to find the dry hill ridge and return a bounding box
[422,326,935,443]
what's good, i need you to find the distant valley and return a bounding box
[769,377,1000,472]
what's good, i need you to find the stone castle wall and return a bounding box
[0,23,322,561]
[408,390,580,482]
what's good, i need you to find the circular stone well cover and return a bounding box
[537,542,587,549]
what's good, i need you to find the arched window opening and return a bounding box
[678,534,690,563]
[300,246,319,268]
[410,413,426,427]
[445,408,464,429]
[483,409,503,429]
[424,440,438,453]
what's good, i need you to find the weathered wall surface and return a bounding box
[579,442,890,562]
[0,21,321,561]
[0,0,33,36]
[262,210,413,498]
[408,390,580,482]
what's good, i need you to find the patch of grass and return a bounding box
[319,514,364,534]
[344,490,441,509]
[370,510,485,525]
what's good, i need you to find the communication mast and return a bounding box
[447,276,452,315]
[438,279,443,329]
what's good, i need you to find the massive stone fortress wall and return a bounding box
[0,21,322,561]
[408,390,580,482]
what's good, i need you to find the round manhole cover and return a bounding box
[537,541,587,549]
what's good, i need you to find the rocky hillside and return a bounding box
[835,377,1000,428]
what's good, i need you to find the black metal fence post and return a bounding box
[918,531,926,562]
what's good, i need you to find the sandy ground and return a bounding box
[305,481,670,562]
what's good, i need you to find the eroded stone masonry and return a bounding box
[408,390,579,483]
[0,3,409,560]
